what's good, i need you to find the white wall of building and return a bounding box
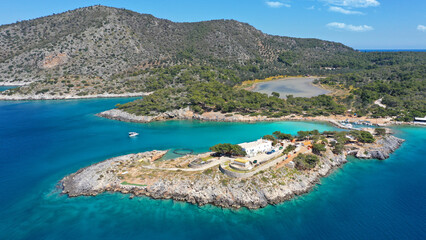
[239,139,273,157]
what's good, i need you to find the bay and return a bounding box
[0,98,424,240]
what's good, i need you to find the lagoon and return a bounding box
[252,77,330,98]
[0,98,425,239]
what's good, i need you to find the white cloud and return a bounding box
[307,5,315,10]
[323,0,380,8]
[327,22,374,32]
[266,1,291,8]
[417,25,426,32]
[329,6,363,14]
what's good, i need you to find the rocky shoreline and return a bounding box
[0,92,151,100]
[97,107,424,127]
[97,108,337,124]
[0,82,27,86]
[59,135,404,209]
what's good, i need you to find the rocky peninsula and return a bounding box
[59,131,404,209]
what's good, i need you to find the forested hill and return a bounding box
[1,5,424,121]
[0,5,354,88]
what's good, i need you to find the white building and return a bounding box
[238,139,273,157]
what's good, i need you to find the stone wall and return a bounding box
[219,164,255,178]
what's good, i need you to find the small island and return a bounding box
[60,128,404,209]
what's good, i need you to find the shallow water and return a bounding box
[253,77,330,98]
[0,98,424,239]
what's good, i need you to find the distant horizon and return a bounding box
[0,1,425,49]
[358,49,426,51]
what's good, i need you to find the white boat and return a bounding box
[128,132,139,137]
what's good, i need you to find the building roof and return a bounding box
[238,139,271,149]
[234,158,249,164]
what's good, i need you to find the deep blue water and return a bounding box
[359,49,426,52]
[0,98,425,240]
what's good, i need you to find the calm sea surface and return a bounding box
[0,98,424,240]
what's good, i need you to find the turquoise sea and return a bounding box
[0,86,16,91]
[0,98,425,240]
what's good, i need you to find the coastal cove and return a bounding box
[0,98,425,239]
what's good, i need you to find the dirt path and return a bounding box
[276,147,310,169]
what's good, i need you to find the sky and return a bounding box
[0,0,425,49]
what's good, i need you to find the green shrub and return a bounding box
[312,143,326,155]
[209,143,246,156]
[294,154,319,170]
[283,144,296,154]
[375,128,386,136]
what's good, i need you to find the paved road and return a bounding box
[275,147,310,169]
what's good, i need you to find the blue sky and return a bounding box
[0,0,425,49]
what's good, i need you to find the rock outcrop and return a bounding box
[356,135,404,160]
[60,151,167,197]
[97,108,288,123]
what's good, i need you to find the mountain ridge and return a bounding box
[0,5,353,87]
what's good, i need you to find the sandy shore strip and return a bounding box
[0,92,152,100]
[0,82,28,86]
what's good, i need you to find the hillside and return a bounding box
[0,5,357,94]
[317,52,426,121]
[1,5,424,121]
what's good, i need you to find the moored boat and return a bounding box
[129,132,139,137]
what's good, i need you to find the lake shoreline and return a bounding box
[249,77,329,98]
